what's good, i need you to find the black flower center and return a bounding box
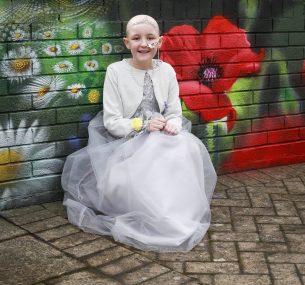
[198,58,223,86]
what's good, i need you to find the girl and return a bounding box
[62,15,217,252]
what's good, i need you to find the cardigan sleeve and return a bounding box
[163,65,182,131]
[103,65,133,138]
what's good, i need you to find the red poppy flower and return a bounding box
[160,16,265,132]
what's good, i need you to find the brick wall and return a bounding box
[0,0,304,209]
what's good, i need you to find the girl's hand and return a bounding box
[163,122,178,135]
[148,117,166,132]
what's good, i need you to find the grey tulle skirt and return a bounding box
[62,112,217,252]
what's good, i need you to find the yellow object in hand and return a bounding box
[131,118,143,132]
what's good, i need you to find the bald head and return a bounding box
[126,15,159,36]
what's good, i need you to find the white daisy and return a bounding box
[1,46,40,82]
[67,40,85,55]
[89,48,97,55]
[24,76,65,108]
[0,120,51,183]
[10,29,27,41]
[82,26,93,38]
[42,30,55,39]
[53,60,74,73]
[44,44,61,56]
[84,59,98,71]
[66,83,86,99]
[114,45,124,53]
[101,42,112,54]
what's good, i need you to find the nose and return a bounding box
[140,38,149,47]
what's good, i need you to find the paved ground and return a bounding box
[1,163,305,285]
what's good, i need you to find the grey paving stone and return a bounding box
[214,274,271,285]
[217,175,244,188]
[0,217,27,241]
[281,225,305,234]
[231,207,275,216]
[158,261,184,273]
[248,192,273,207]
[273,200,298,216]
[7,209,57,225]
[240,252,269,273]
[51,231,100,250]
[285,234,305,252]
[64,237,116,258]
[86,246,133,267]
[227,173,263,186]
[21,216,69,233]
[267,253,305,263]
[209,223,232,232]
[0,205,44,218]
[211,199,250,207]
[247,185,287,194]
[283,178,305,194]
[242,170,274,183]
[258,224,285,242]
[120,263,170,285]
[141,271,193,285]
[226,187,248,200]
[98,254,151,275]
[47,270,122,285]
[186,274,213,285]
[211,242,238,262]
[210,232,259,242]
[256,216,302,224]
[185,262,240,274]
[42,201,68,218]
[36,224,80,241]
[0,236,84,285]
[211,206,231,223]
[232,215,257,232]
[238,242,288,252]
[157,251,210,262]
[270,264,302,285]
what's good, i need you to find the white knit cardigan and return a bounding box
[103,59,182,137]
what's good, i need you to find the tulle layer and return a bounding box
[62,112,217,252]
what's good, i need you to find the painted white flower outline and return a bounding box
[84,59,98,71]
[53,60,74,73]
[1,46,40,82]
[67,40,85,55]
[82,26,93,38]
[23,76,65,108]
[10,29,27,41]
[101,42,112,54]
[66,83,86,99]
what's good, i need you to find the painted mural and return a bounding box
[0,0,304,209]
[160,14,305,172]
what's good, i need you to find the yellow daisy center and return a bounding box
[0,150,23,182]
[15,33,22,38]
[37,86,50,97]
[10,58,31,72]
[49,46,58,53]
[58,63,67,68]
[102,44,110,53]
[70,43,80,50]
[43,31,52,38]
[71,87,80,94]
[88,90,100,103]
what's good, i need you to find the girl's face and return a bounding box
[123,23,162,69]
